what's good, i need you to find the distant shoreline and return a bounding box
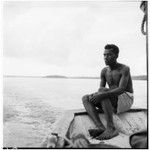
[4,75,147,80]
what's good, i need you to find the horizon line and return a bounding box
[3,74,147,77]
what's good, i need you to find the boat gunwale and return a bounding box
[73,108,147,116]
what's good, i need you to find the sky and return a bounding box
[3,1,147,77]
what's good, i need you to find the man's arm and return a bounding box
[99,68,106,89]
[99,66,130,98]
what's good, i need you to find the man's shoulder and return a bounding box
[101,67,109,72]
[119,64,131,75]
[119,63,130,70]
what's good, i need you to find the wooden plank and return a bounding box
[68,115,88,139]
[51,110,75,137]
[113,111,147,135]
[89,133,131,148]
[80,115,97,134]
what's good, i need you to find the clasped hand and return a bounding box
[89,92,103,105]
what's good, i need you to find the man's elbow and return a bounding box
[118,87,126,95]
[111,87,126,96]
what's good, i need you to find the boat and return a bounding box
[41,108,147,148]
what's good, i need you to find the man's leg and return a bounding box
[82,95,105,137]
[96,99,118,140]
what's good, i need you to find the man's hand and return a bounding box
[89,88,109,105]
[89,93,102,105]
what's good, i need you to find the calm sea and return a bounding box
[3,77,147,147]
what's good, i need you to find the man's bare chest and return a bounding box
[105,69,122,85]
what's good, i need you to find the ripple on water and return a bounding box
[3,105,19,123]
[3,100,64,147]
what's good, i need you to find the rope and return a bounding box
[140,1,147,35]
[141,14,147,35]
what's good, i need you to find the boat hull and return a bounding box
[42,108,147,148]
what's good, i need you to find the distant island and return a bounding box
[42,75,147,80]
[131,75,147,80]
[4,75,147,80]
[43,75,67,78]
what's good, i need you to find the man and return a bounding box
[82,44,134,140]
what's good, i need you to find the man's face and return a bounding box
[103,49,117,66]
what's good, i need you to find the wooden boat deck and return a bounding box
[43,108,147,148]
[67,109,147,148]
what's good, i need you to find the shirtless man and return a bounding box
[82,44,134,140]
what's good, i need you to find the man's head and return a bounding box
[104,44,119,66]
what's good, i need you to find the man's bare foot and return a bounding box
[88,127,105,138]
[95,128,119,140]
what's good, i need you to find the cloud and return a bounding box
[3,1,146,76]
[4,5,96,64]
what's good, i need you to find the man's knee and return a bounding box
[82,95,89,104]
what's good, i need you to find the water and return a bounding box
[3,77,147,147]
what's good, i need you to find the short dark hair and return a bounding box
[104,44,119,55]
